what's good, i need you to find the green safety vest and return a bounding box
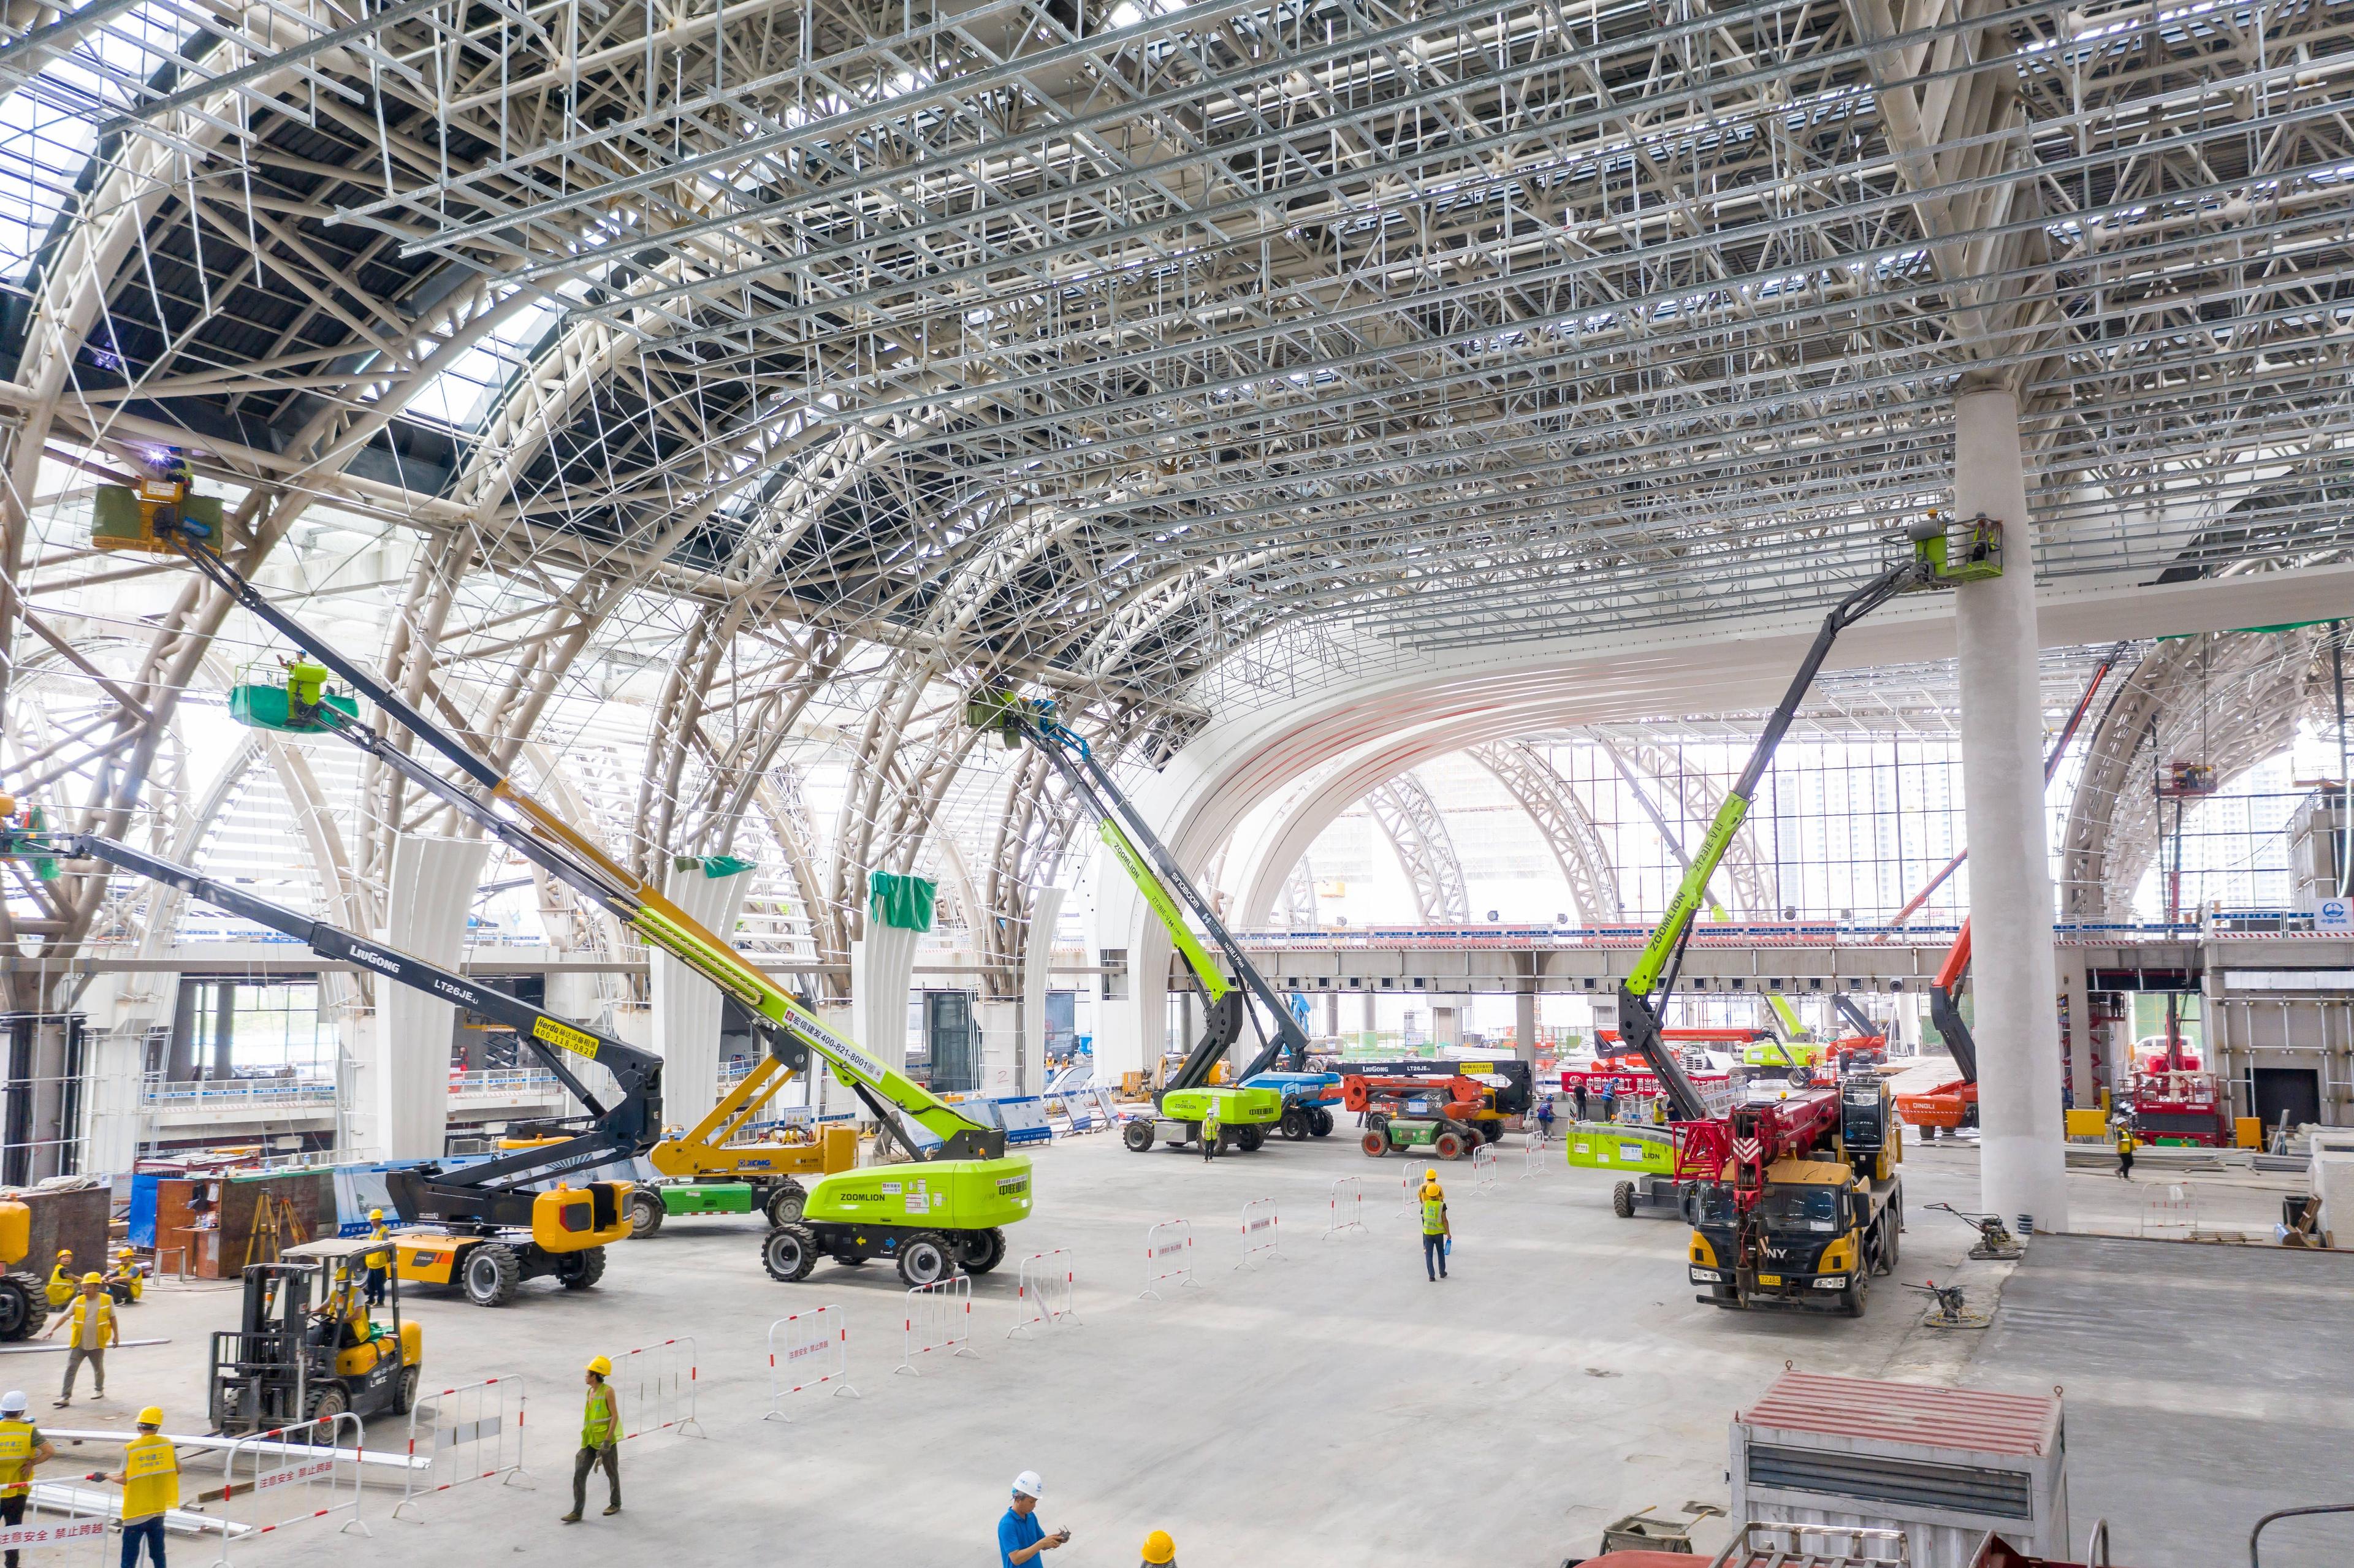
[581,1384,616,1448]
[1420,1190,1447,1236]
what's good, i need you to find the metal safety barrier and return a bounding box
[2142,1184,2196,1240]
[612,1338,706,1440]
[1235,1197,1282,1269]
[1006,1249,1078,1339]
[896,1275,977,1374]
[1471,1143,1499,1192]
[763,1306,859,1419]
[1396,1166,1420,1219]
[211,1410,368,1562]
[1323,1176,1366,1239]
[1521,1131,1550,1178]
[1141,1219,1199,1300]
[0,1490,114,1567]
[396,1373,529,1519]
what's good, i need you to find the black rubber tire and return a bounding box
[628,1189,666,1238]
[1478,1120,1504,1144]
[1360,1130,1389,1157]
[304,1382,350,1428]
[895,1232,956,1289]
[0,1275,38,1341]
[1309,1107,1335,1136]
[1787,1067,1810,1087]
[1123,1119,1156,1153]
[761,1224,818,1282]
[764,1181,809,1226]
[1280,1108,1310,1141]
[1235,1125,1264,1154]
[1841,1268,1868,1319]
[1365,1113,1389,1136]
[957,1227,1007,1274]
[394,1364,421,1416]
[1433,1130,1468,1161]
[1612,1182,1636,1219]
[462,1243,521,1307]
[556,1247,606,1290]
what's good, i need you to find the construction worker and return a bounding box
[1651,1095,1669,1127]
[998,1471,1067,1566]
[363,1209,390,1307]
[98,1406,177,1567]
[1419,1167,1450,1282]
[1198,1102,1220,1162]
[1600,1083,1618,1124]
[41,1274,116,1407]
[1571,1080,1589,1122]
[42,1253,74,1311]
[563,1356,620,1523]
[106,1249,143,1305]
[1535,1096,1555,1138]
[1140,1529,1176,1566]
[2116,1124,2136,1181]
[0,1390,55,1568]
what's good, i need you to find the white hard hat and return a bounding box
[1011,1471,1044,1499]
[0,1392,25,1416]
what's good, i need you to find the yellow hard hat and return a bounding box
[116,1247,133,1257]
[1141,1529,1176,1564]
[80,1273,102,1286]
[55,1250,69,1260]
[369,1209,384,1222]
[136,1407,164,1428]
[586,1355,612,1377]
[1424,1167,1439,1181]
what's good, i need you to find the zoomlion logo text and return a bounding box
[349,944,400,976]
[532,1016,600,1058]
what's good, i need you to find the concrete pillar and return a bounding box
[2057,947,2091,1111]
[1954,387,2070,1231]
[1515,988,1538,1065]
[1323,992,1339,1040]
[650,861,755,1130]
[851,922,922,1075]
[1359,988,1376,1047]
[167,981,197,1082]
[371,834,491,1161]
[210,983,235,1080]
[81,972,170,1174]
[1895,991,1922,1057]
[1018,887,1067,1097]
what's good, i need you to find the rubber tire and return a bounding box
[305,1382,350,1428]
[1612,1182,1636,1219]
[1478,1120,1504,1144]
[764,1181,809,1226]
[895,1232,956,1289]
[1123,1119,1156,1153]
[761,1224,818,1282]
[1309,1107,1335,1136]
[1360,1130,1390,1157]
[462,1243,521,1308]
[1280,1108,1310,1141]
[1235,1125,1265,1154]
[957,1227,1007,1274]
[1433,1130,1468,1161]
[1840,1268,1869,1319]
[1788,1067,1810,1087]
[394,1364,421,1416]
[628,1189,666,1238]
[0,1275,37,1342]
[556,1247,606,1290]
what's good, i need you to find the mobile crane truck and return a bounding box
[90,455,1032,1290]
[967,691,1339,1154]
[1573,516,2001,1312]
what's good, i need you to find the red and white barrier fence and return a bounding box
[211,1410,368,1562]
[1471,1143,1499,1192]
[1141,1219,1199,1300]
[1522,1131,1550,1178]
[763,1306,859,1420]
[1323,1176,1367,1239]
[396,1373,528,1519]
[1006,1250,1078,1339]
[0,1503,108,1564]
[612,1338,706,1440]
[1396,1166,1421,1220]
[896,1275,977,1374]
[1235,1197,1283,1269]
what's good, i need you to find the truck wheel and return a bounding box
[1360,1130,1390,1157]
[763,1224,818,1282]
[1123,1119,1156,1153]
[628,1189,666,1238]
[0,1274,37,1341]
[1612,1182,1636,1219]
[1433,1130,1468,1160]
[1841,1269,1868,1318]
[1309,1108,1335,1137]
[304,1383,350,1428]
[957,1227,1007,1274]
[395,1365,421,1416]
[1235,1125,1265,1153]
[1478,1120,1503,1144]
[556,1247,606,1290]
[462,1244,521,1307]
[764,1181,809,1225]
[895,1232,956,1289]
[1280,1108,1309,1141]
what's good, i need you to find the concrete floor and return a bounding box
[20,1130,2325,1566]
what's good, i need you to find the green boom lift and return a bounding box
[92,453,1030,1290]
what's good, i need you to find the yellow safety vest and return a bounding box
[0,1418,37,1498]
[581,1385,615,1448]
[44,1266,73,1307]
[366,1224,390,1270]
[122,1433,178,1521]
[66,1293,113,1349]
[2118,1133,2136,1154]
[1420,1189,1447,1236]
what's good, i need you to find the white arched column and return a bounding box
[1016,886,1067,1097]
[853,874,932,1077]
[369,834,490,1160]
[650,860,755,1130]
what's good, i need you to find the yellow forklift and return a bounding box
[208,1238,423,1432]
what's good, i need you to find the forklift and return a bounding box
[208,1238,422,1433]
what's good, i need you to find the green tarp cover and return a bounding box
[868,870,937,932]
[701,854,755,879]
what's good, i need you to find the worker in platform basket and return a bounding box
[564,1355,621,1523]
[1420,1167,1451,1282]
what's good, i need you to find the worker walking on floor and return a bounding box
[0,1390,55,1568]
[1140,1528,1177,1566]
[363,1209,390,1307]
[2116,1125,2136,1181]
[100,1406,177,1568]
[999,1471,1068,1566]
[42,1274,117,1407]
[1420,1167,1450,1282]
[1199,1103,1221,1162]
[563,1356,620,1523]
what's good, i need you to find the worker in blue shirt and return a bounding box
[1000,1471,1068,1566]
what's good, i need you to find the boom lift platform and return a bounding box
[85,454,1033,1292]
[967,691,1339,1153]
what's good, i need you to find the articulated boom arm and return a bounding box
[972,693,1311,1085]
